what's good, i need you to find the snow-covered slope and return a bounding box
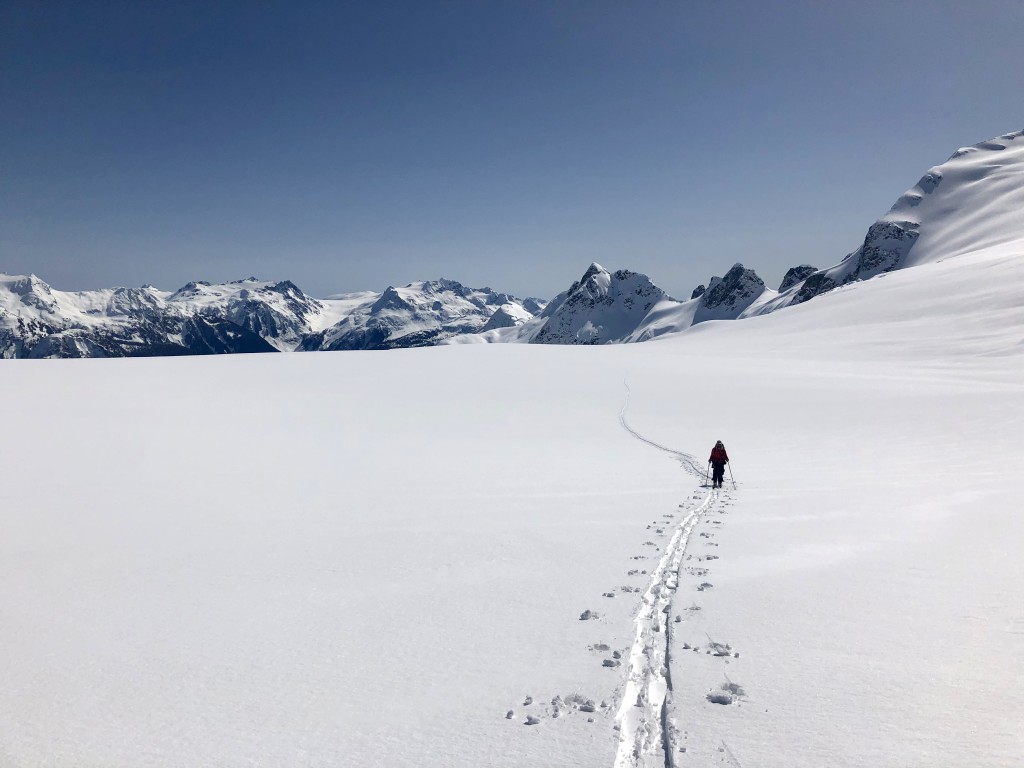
[165,278,327,351]
[0,274,542,357]
[761,129,1024,310]
[451,262,779,345]
[2,237,1021,767]
[0,274,285,358]
[625,128,1024,334]
[6,130,1024,358]
[302,279,539,350]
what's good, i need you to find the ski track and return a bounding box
[618,382,706,480]
[614,383,717,767]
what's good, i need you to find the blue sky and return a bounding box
[2,1,1021,299]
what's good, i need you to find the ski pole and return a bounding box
[728,463,736,488]
[705,462,711,487]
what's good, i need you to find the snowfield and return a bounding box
[2,236,1022,766]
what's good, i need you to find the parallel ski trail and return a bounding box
[612,490,711,768]
[615,382,715,767]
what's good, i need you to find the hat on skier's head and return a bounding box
[716,440,723,446]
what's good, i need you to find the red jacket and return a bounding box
[710,446,728,464]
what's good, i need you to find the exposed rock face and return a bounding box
[690,284,706,300]
[701,265,764,310]
[779,265,817,292]
[790,272,837,306]
[790,222,920,306]
[692,264,767,324]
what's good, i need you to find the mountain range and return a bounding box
[3,129,1022,358]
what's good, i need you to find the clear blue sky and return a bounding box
[2,1,1021,299]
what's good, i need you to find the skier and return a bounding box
[709,440,729,488]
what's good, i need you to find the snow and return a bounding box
[0,276,540,356]
[3,129,1024,765]
[313,279,536,350]
[446,263,673,345]
[755,129,1024,314]
[2,234,1022,766]
[7,130,1024,358]
[889,130,1024,269]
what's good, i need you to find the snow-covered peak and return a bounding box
[163,278,325,351]
[370,286,415,314]
[310,278,539,350]
[480,303,533,332]
[574,262,613,299]
[778,265,817,292]
[0,273,60,316]
[530,264,670,344]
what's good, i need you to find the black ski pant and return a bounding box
[711,462,725,486]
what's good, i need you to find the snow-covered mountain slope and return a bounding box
[164,278,327,351]
[3,238,1021,767]
[300,279,540,350]
[625,263,783,341]
[0,274,542,357]
[494,125,1024,347]
[7,129,1024,358]
[0,275,330,357]
[529,263,671,345]
[450,262,779,345]
[761,129,1024,310]
[0,274,283,358]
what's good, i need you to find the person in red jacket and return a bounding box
[709,440,729,488]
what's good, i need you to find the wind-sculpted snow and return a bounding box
[457,129,1024,344]
[767,129,1024,308]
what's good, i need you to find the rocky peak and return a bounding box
[779,265,818,292]
[691,264,767,325]
[701,264,765,310]
[789,219,921,306]
[370,286,415,314]
[168,280,213,301]
[569,263,612,300]
[531,264,668,345]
